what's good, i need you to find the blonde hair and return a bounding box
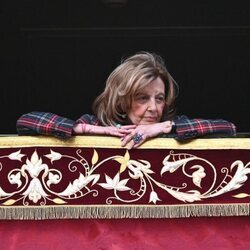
[93,51,178,126]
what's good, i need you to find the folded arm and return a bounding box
[16,112,135,139]
[120,116,236,149]
[16,111,75,138]
[173,115,236,140]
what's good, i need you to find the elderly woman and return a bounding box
[16,52,236,148]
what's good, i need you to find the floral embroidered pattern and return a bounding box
[0,149,250,206]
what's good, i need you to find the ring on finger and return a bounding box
[116,123,122,129]
[132,133,143,144]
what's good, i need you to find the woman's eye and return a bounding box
[137,96,148,101]
[156,96,165,102]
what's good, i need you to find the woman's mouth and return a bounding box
[144,117,158,122]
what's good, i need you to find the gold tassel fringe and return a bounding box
[0,204,249,220]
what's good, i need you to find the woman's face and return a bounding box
[128,77,165,125]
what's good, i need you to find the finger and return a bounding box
[122,131,144,147]
[121,125,137,129]
[120,127,137,140]
[126,140,135,150]
[113,126,136,137]
[131,133,146,148]
[106,128,124,137]
[120,129,136,135]
[113,131,131,137]
[127,133,146,149]
[115,129,135,137]
[116,128,139,137]
[132,137,145,148]
[121,132,136,147]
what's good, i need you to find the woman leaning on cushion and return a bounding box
[16,51,236,148]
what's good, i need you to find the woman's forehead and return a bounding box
[136,77,165,93]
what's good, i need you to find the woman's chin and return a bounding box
[129,117,160,125]
[139,119,159,125]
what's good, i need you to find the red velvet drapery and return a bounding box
[1,218,250,249]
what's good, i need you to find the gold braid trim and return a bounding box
[1,136,250,149]
[0,204,249,220]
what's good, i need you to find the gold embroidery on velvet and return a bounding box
[0,149,250,207]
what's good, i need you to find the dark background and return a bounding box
[1,0,250,134]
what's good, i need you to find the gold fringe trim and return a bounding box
[1,136,250,149]
[0,204,249,220]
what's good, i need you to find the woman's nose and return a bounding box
[147,99,157,111]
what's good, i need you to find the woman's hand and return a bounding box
[73,123,136,137]
[103,125,137,137]
[121,121,173,149]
